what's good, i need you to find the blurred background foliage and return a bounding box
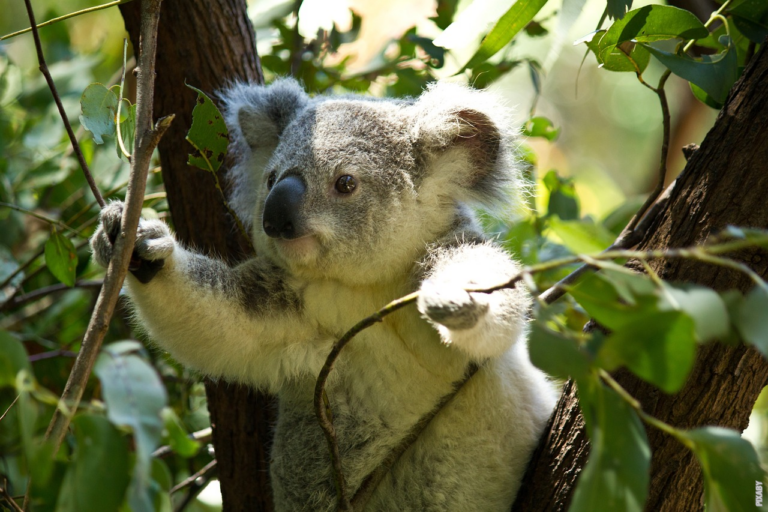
[0,0,765,510]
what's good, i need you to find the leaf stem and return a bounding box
[1,0,134,40]
[0,202,78,235]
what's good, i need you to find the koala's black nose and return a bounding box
[263,175,306,239]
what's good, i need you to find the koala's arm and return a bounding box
[91,203,322,390]
[417,242,530,360]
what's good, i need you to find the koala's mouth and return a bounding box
[272,234,319,258]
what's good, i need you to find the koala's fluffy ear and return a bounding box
[410,82,522,210]
[218,79,309,232]
[221,78,309,153]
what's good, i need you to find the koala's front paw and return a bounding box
[90,201,175,283]
[417,280,489,331]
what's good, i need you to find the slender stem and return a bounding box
[7,280,103,309]
[169,460,218,494]
[0,203,78,234]
[0,395,20,424]
[116,39,132,160]
[0,481,23,512]
[2,0,134,40]
[34,4,170,509]
[683,0,734,53]
[22,0,105,208]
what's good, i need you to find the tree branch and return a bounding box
[24,1,171,507]
[6,280,103,310]
[169,459,218,494]
[21,0,105,208]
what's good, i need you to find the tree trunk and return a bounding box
[119,2,275,510]
[513,42,768,511]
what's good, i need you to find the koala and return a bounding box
[91,79,556,511]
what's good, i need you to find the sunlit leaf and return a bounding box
[45,229,78,287]
[461,0,549,72]
[597,311,697,393]
[681,427,767,512]
[571,375,650,512]
[523,116,560,141]
[55,415,131,512]
[549,217,614,254]
[606,0,632,20]
[95,343,167,512]
[79,83,118,145]
[735,286,768,359]
[584,30,650,73]
[659,283,730,342]
[186,84,229,173]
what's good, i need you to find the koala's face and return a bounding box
[222,79,518,284]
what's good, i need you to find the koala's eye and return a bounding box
[335,175,357,194]
[267,171,277,190]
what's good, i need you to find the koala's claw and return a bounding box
[417,280,489,331]
[90,201,175,282]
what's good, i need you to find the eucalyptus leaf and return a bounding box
[643,40,739,104]
[529,321,591,380]
[79,83,118,145]
[681,427,767,512]
[95,344,167,512]
[735,286,768,359]
[116,101,136,161]
[597,311,697,393]
[161,408,200,458]
[570,376,650,512]
[0,329,31,387]
[549,217,614,255]
[45,229,78,287]
[461,0,549,72]
[55,415,131,512]
[606,0,632,20]
[523,116,560,141]
[186,84,229,173]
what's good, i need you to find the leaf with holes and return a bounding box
[45,229,78,287]
[186,84,229,173]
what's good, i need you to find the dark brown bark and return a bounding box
[120,2,275,510]
[513,42,768,511]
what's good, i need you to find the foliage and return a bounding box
[0,0,766,511]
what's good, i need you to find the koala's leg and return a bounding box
[417,242,530,360]
[91,202,322,390]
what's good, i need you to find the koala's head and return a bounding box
[221,78,522,284]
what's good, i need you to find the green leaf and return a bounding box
[45,229,78,287]
[681,427,767,512]
[185,84,229,173]
[735,286,768,359]
[55,415,131,512]
[95,343,167,512]
[643,39,739,104]
[529,321,591,380]
[571,376,650,512]
[659,283,730,342]
[523,116,560,141]
[549,217,614,254]
[79,83,118,145]
[161,408,200,458]
[543,170,579,220]
[690,81,723,109]
[730,0,768,44]
[461,0,549,72]
[598,5,708,64]
[585,31,651,73]
[0,330,31,387]
[597,311,697,393]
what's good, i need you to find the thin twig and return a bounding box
[0,395,20,424]
[0,202,78,234]
[22,0,105,208]
[28,349,78,363]
[169,459,218,494]
[29,1,171,508]
[0,480,23,512]
[2,0,134,40]
[7,280,103,309]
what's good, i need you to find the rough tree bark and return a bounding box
[119,1,275,510]
[513,42,768,511]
